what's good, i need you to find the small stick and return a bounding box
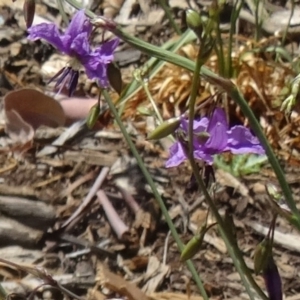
[97,190,129,240]
[116,186,140,214]
[62,167,110,229]
[59,169,97,199]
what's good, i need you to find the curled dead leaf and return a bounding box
[4,88,66,129]
[4,88,66,152]
[5,109,34,151]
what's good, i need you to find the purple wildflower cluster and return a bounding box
[27,10,119,96]
[166,108,265,167]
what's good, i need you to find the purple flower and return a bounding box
[166,108,265,167]
[27,10,119,95]
[263,256,283,300]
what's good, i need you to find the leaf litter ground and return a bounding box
[1,1,300,300]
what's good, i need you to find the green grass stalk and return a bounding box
[102,89,209,300]
[187,43,266,300]
[157,0,181,35]
[56,0,69,25]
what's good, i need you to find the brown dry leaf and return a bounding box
[96,263,149,300]
[5,109,34,152]
[4,88,66,130]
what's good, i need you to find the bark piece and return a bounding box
[0,196,55,230]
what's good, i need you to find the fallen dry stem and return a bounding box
[117,185,140,214]
[62,166,110,229]
[97,189,129,240]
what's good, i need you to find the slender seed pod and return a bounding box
[253,239,272,275]
[147,117,180,140]
[180,234,204,262]
[86,104,100,129]
[181,223,216,261]
[107,63,123,95]
[23,0,35,28]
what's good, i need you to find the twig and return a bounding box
[62,167,110,229]
[97,190,129,239]
[59,169,97,199]
[116,185,140,214]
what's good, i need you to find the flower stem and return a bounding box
[102,89,209,300]
[133,70,164,125]
[157,0,181,35]
[56,0,69,25]
[187,46,267,300]
[226,0,243,78]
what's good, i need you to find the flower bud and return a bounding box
[23,0,35,28]
[253,239,272,275]
[137,106,153,116]
[263,256,283,300]
[185,9,203,37]
[90,16,117,31]
[180,234,204,262]
[107,63,123,95]
[147,117,180,140]
[265,183,293,221]
[266,183,282,202]
[86,103,100,129]
[181,223,216,261]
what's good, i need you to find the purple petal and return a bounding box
[84,56,109,87]
[70,32,91,58]
[180,117,209,133]
[83,38,119,86]
[94,38,120,63]
[204,122,228,152]
[165,142,187,168]
[207,108,228,133]
[27,23,65,52]
[194,149,214,165]
[64,10,91,40]
[226,126,265,155]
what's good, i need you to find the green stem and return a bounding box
[254,0,260,41]
[191,158,267,300]
[227,0,243,78]
[157,0,181,35]
[56,0,69,25]
[0,285,6,300]
[229,88,300,229]
[214,10,225,76]
[187,45,266,300]
[102,89,209,300]
[134,70,164,124]
[281,0,295,45]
